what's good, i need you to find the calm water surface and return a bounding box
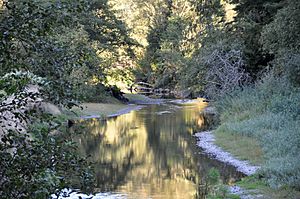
[74,103,243,198]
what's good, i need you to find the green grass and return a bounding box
[214,129,264,165]
[214,75,300,189]
[236,176,300,199]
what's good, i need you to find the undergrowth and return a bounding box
[236,175,300,199]
[215,74,300,189]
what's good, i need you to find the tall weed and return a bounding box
[215,74,300,189]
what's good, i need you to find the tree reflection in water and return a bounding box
[72,103,243,198]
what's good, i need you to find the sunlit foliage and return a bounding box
[0,0,135,198]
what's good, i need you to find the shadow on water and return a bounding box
[72,103,244,198]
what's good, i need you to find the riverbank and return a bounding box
[198,81,300,198]
[195,131,266,198]
[195,131,260,176]
[193,102,300,199]
[69,94,165,120]
[195,130,300,199]
[71,103,143,119]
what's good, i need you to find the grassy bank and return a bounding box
[213,74,300,192]
[71,102,129,118]
[236,175,300,199]
[69,94,155,119]
[214,130,264,165]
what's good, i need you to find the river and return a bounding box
[66,102,244,198]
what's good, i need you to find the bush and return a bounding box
[215,73,300,189]
[0,73,95,198]
[0,121,95,198]
[260,0,300,87]
[283,53,300,87]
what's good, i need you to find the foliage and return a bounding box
[260,0,300,86]
[196,168,238,199]
[0,0,135,105]
[179,31,249,98]
[0,0,136,197]
[0,1,138,196]
[283,53,300,86]
[260,0,300,56]
[213,1,300,189]
[0,71,48,98]
[225,0,284,76]
[0,72,95,198]
[133,0,226,89]
[215,73,300,189]
[1,0,300,196]
[236,175,300,199]
[0,126,94,199]
[111,0,299,95]
[138,0,173,81]
[203,47,249,99]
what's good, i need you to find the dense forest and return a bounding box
[0,0,299,198]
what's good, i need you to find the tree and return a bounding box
[260,0,300,85]
[225,0,284,77]
[0,72,94,198]
[0,0,137,197]
[0,0,136,105]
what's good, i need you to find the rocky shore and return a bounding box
[195,131,260,176]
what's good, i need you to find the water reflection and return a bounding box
[73,103,243,198]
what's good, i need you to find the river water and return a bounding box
[71,103,243,198]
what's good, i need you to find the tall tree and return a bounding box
[226,0,284,76]
[0,0,135,105]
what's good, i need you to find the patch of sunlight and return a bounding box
[222,1,236,23]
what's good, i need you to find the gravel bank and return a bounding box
[51,188,126,199]
[195,131,260,176]
[229,185,264,199]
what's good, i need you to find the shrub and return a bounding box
[0,72,95,198]
[283,53,300,87]
[0,125,94,198]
